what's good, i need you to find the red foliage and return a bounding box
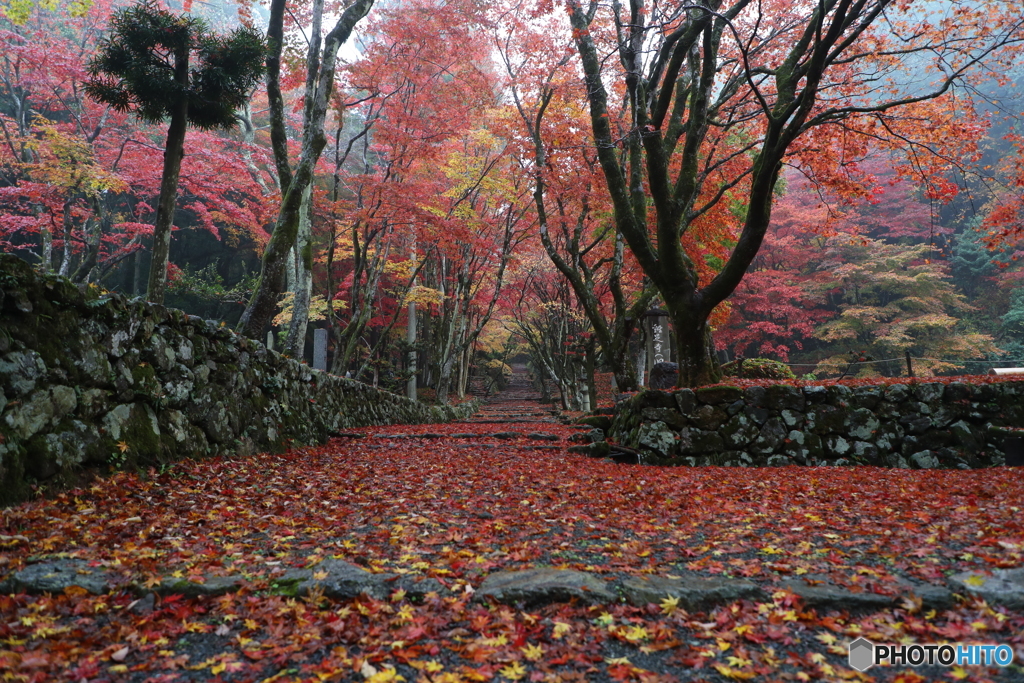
[1,417,1021,681]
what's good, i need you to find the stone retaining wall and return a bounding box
[0,255,477,505]
[608,381,1024,468]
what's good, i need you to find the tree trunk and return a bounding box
[58,196,75,277]
[284,184,313,358]
[667,304,721,388]
[238,0,373,340]
[146,45,189,304]
[39,223,52,274]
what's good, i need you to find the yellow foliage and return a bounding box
[273,293,334,327]
[402,285,445,307]
[25,121,126,196]
[476,320,514,355]
[3,0,91,24]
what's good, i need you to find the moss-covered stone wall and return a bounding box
[0,256,477,505]
[609,381,1024,468]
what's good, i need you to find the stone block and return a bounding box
[621,573,765,612]
[475,569,614,607]
[764,384,804,411]
[695,385,743,405]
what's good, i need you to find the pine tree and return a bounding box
[85,0,264,304]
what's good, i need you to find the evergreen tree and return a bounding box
[85,0,264,304]
[951,225,1005,301]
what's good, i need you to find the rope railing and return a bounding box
[767,355,1024,379]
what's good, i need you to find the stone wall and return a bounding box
[608,381,1024,468]
[0,256,477,505]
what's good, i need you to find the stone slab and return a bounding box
[0,559,112,595]
[273,558,394,601]
[782,578,896,611]
[149,574,245,598]
[475,568,614,607]
[621,573,766,611]
[949,567,1024,610]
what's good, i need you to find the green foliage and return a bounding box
[951,225,1006,300]
[1001,289,1024,340]
[813,236,999,376]
[721,358,796,380]
[85,0,265,131]
[167,262,256,304]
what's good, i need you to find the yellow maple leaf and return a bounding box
[964,575,987,587]
[116,441,129,453]
[365,666,405,683]
[623,625,649,642]
[660,595,680,615]
[815,632,837,645]
[498,661,526,680]
[712,663,756,680]
[552,621,571,639]
[522,643,544,661]
[949,666,969,680]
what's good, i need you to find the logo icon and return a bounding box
[849,637,875,672]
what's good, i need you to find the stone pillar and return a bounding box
[645,309,670,374]
[578,377,591,412]
[313,328,328,372]
[266,330,274,351]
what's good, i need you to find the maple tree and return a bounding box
[555,0,1024,387]
[811,235,999,377]
[237,0,374,339]
[313,0,534,400]
[85,0,264,304]
[494,4,655,393]
[719,167,1009,375]
[504,258,593,409]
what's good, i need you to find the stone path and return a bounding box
[9,556,1022,614]
[372,365,573,450]
[461,363,563,426]
[5,368,1022,619]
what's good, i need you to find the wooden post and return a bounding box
[905,350,913,378]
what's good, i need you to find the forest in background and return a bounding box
[1,0,1023,408]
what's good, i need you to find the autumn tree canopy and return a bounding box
[559,0,1024,386]
[3,0,1024,399]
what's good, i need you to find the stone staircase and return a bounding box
[461,364,562,427]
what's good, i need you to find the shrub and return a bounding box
[722,358,796,380]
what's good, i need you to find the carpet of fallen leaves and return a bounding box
[2,421,1024,683]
